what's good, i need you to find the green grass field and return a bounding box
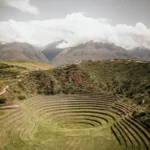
[0,60,52,71]
[0,94,150,150]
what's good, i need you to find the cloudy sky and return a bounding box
[0,0,150,49]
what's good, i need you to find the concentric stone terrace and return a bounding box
[0,94,150,150]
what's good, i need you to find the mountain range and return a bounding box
[51,41,131,66]
[0,41,150,65]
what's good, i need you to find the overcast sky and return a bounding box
[1,0,150,26]
[0,0,150,49]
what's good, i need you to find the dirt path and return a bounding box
[0,85,9,96]
[0,79,23,96]
[0,81,22,109]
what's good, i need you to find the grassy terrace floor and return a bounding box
[0,94,150,150]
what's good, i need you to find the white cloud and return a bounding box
[4,0,39,15]
[0,12,150,49]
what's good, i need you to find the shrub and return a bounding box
[133,111,147,119]
[18,95,26,100]
[144,119,150,129]
[0,98,7,104]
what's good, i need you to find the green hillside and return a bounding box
[78,60,150,128]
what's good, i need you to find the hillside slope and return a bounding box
[129,47,150,60]
[0,60,52,103]
[78,60,150,128]
[0,42,50,63]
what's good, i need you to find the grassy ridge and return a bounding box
[78,60,150,100]
[0,59,52,71]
